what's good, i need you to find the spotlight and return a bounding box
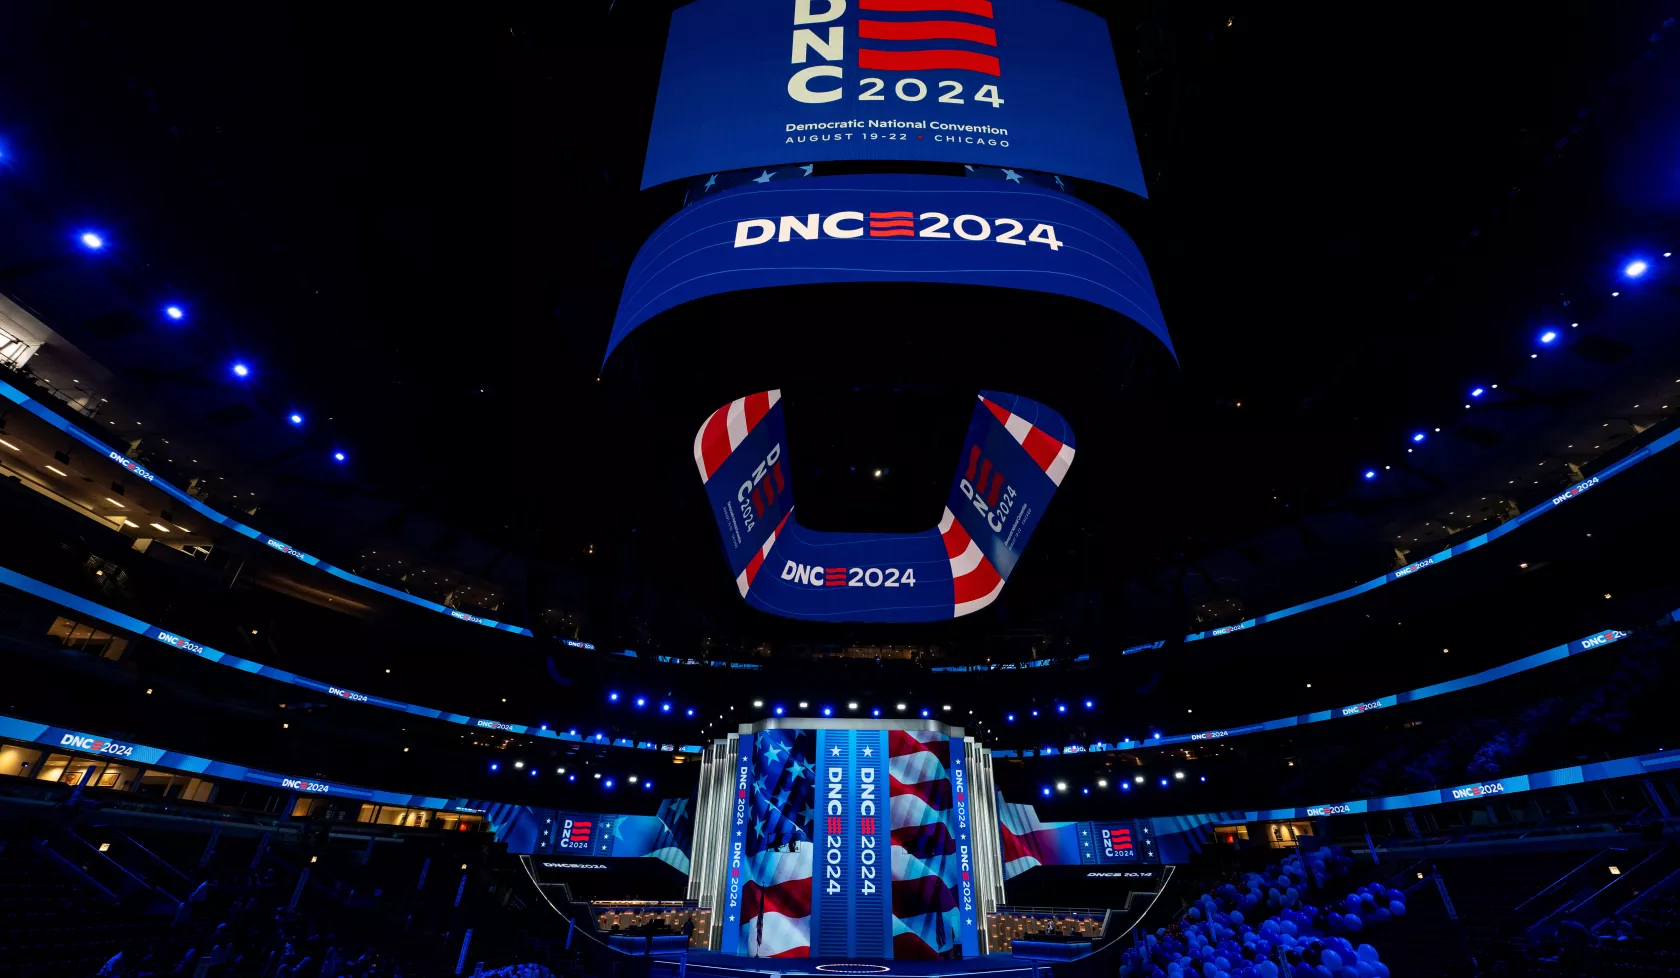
[231,362,250,378]
[333,451,347,463]
[1160,778,1168,787]
[1121,782,1130,790]
[1363,470,1376,480]
[1041,786,1051,797]
[165,305,185,321]
[628,775,638,783]
[1470,387,1485,398]
[490,763,499,772]
[513,761,524,769]
[1006,714,1016,722]
[1031,710,1040,717]
[896,703,906,711]
[1411,432,1425,443]
[643,781,653,790]
[798,702,808,709]
[1055,781,1067,792]
[847,702,858,710]
[752,700,763,708]
[635,697,646,708]
[774,706,784,715]
[1082,787,1090,795]
[1097,779,1108,787]
[920,708,930,718]
[1057,704,1067,713]
[1540,330,1557,344]
[1134,776,1144,784]
[660,702,671,712]
[79,232,105,250]
[604,779,614,789]
[1174,771,1185,779]
[872,708,881,717]
[1624,260,1649,278]
[1201,776,1207,782]
[609,692,619,701]
[822,707,832,716]
[1084,700,1094,709]
[686,708,695,717]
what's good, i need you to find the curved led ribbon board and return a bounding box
[0,378,532,637]
[696,390,1074,621]
[0,563,706,756]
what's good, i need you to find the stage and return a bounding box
[648,951,1044,978]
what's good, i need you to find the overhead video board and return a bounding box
[695,389,1072,622]
[642,0,1146,195]
[608,173,1173,364]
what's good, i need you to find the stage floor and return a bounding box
[650,951,1039,978]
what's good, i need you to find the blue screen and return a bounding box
[695,389,1072,621]
[642,0,1146,195]
[609,172,1172,364]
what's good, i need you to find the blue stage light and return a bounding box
[921,708,930,717]
[1625,260,1649,279]
[1121,782,1130,791]
[165,305,184,321]
[660,702,671,712]
[79,232,104,250]
[1152,732,1161,739]
[872,708,881,717]
[774,706,784,716]
[231,362,250,378]
[822,707,832,716]
[1411,432,1425,443]
[288,413,304,426]
[530,769,537,777]
[635,697,645,708]
[1539,330,1557,344]
[1160,778,1168,787]
[1470,387,1485,398]
[1041,786,1051,797]
[1006,714,1015,722]
[604,779,614,789]
[568,774,576,781]
[609,692,619,701]
[1363,470,1376,480]
[644,780,653,790]
[686,708,695,717]
[333,451,347,463]
[1200,776,1207,782]
[490,763,499,772]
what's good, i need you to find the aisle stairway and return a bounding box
[0,838,158,977]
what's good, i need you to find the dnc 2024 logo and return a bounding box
[787,0,1006,109]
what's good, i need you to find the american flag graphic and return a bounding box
[738,730,816,958]
[857,0,1001,78]
[564,819,593,845]
[888,730,962,959]
[1104,827,1133,852]
[995,798,1082,881]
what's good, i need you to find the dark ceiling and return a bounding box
[1,1,1677,650]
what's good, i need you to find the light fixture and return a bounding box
[165,305,185,320]
[628,775,638,783]
[1097,779,1108,788]
[1411,432,1425,443]
[1055,781,1067,792]
[873,469,882,477]
[1174,771,1185,779]
[333,451,347,462]
[1624,260,1649,279]
[1539,330,1557,344]
[104,496,126,508]
[79,232,105,250]
[1134,775,1144,784]
[896,703,906,711]
[847,702,858,710]
[1470,387,1485,398]
[289,413,304,425]
[44,465,67,477]
[798,701,808,709]
[514,761,524,769]
[752,700,763,708]
[1363,470,1376,480]
[0,439,16,451]
[231,362,250,378]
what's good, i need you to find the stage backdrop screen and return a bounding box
[695,389,1074,622]
[609,173,1172,364]
[726,728,979,958]
[642,0,1146,196]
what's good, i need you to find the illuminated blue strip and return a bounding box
[0,379,533,637]
[992,624,1639,758]
[0,711,493,811]
[0,562,705,755]
[1147,748,1680,831]
[1176,426,1680,644]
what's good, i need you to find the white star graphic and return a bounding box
[800,164,814,176]
[752,170,776,183]
[1002,168,1023,183]
[963,164,974,172]
[830,745,843,756]
[703,173,718,191]
[1053,175,1065,190]
[861,746,874,757]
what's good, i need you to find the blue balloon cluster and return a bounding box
[1119,848,1406,978]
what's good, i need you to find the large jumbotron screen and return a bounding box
[722,728,979,958]
[696,390,1073,622]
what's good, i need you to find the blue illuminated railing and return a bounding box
[1180,425,1680,643]
[989,622,1659,759]
[0,563,706,756]
[0,712,488,813]
[0,378,532,637]
[1146,741,1680,834]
